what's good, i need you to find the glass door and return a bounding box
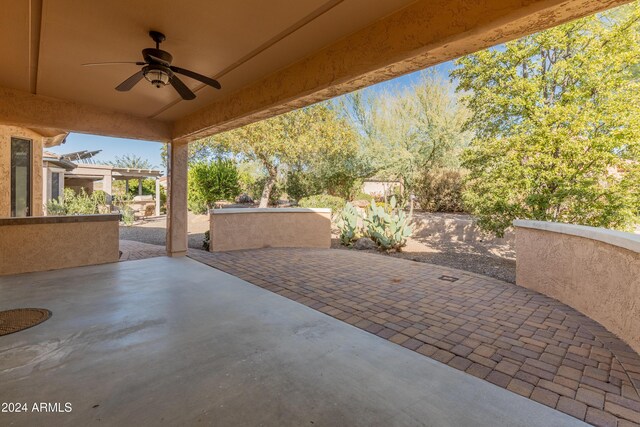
[11,137,31,217]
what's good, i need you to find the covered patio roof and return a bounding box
[0,0,630,143]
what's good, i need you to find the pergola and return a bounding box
[0,0,629,256]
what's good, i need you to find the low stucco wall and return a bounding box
[514,220,640,354]
[209,208,331,252]
[0,214,120,275]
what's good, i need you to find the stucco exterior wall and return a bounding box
[515,221,640,354]
[0,215,120,275]
[0,126,45,217]
[209,208,331,252]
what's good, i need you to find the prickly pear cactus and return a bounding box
[363,196,413,250]
[337,202,359,246]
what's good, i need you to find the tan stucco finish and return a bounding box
[172,0,631,141]
[0,126,47,217]
[209,210,331,252]
[0,0,630,143]
[0,216,120,275]
[166,142,189,256]
[0,87,171,142]
[516,226,640,354]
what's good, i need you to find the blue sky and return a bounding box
[48,60,457,174]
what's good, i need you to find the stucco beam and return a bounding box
[172,0,629,143]
[0,87,171,142]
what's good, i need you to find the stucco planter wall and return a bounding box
[209,208,331,252]
[514,220,640,353]
[0,214,120,275]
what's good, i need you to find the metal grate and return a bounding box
[438,275,459,282]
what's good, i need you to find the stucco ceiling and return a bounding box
[0,0,628,142]
[0,0,416,122]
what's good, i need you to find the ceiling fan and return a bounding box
[83,31,221,100]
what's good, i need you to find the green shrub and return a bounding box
[45,198,67,215]
[112,193,135,225]
[362,196,413,250]
[298,194,346,216]
[321,173,362,201]
[415,168,467,213]
[285,170,322,202]
[46,188,109,215]
[188,159,241,213]
[352,192,374,202]
[120,206,135,226]
[203,230,210,250]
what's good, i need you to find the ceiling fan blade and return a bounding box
[170,66,221,89]
[83,61,146,66]
[170,75,196,100]
[115,70,145,91]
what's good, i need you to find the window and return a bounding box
[51,172,60,201]
[10,138,31,217]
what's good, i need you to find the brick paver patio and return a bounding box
[189,248,640,426]
[119,240,166,261]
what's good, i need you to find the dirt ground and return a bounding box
[120,212,517,283]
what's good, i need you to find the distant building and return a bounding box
[361,178,403,198]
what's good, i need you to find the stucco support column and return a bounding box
[103,171,112,206]
[155,177,161,217]
[166,141,188,257]
[138,179,143,196]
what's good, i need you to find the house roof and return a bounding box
[42,151,76,171]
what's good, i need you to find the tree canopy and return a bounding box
[107,153,155,169]
[344,72,471,198]
[452,3,640,235]
[206,102,358,207]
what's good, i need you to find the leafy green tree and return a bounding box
[107,153,155,169]
[188,159,241,213]
[344,72,471,199]
[203,103,357,207]
[452,3,640,236]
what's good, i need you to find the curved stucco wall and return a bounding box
[514,220,640,354]
[209,208,331,252]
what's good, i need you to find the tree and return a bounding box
[108,153,154,169]
[188,159,241,213]
[343,72,471,199]
[205,103,357,207]
[452,3,640,236]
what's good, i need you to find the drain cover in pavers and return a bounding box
[0,308,51,336]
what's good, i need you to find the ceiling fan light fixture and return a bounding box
[143,67,170,88]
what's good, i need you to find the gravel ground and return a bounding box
[120,213,516,283]
[331,236,516,284]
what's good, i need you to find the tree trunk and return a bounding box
[259,169,277,208]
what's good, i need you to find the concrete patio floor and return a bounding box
[189,248,640,426]
[0,257,586,426]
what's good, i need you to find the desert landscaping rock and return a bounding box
[354,237,377,250]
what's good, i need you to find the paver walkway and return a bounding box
[119,240,166,261]
[189,248,640,426]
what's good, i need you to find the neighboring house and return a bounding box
[42,151,76,210]
[361,178,404,198]
[0,125,163,218]
[61,154,164,216]
[0,125,68,217]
